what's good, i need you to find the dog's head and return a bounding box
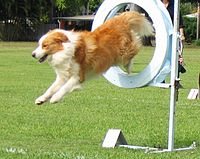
[32,29,75,63]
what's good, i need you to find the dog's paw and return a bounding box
[50,93,62,104]
[35,95,47,105]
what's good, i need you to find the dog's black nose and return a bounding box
[32,52,36,58]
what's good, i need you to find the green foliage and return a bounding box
[55,0,83,16]
[181,0,198,4]
[89,0,103,13]
[0,0,198,41]
[0,0,53,41]
[183,17,197,42]
[180,2,197,15]
[55,0,68,10]
[0,0,51,23]
[194,39,200,46]
[180,1,198,43]
[55,0,103,16]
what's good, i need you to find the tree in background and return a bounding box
[55,0,103,16]
[0,0,198,41]
[0,0,53,40]
[0,0,103,40]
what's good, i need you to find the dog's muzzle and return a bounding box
[32,52,36,58]
[32,52,48,63]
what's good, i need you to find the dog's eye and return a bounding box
[42,44,48,49]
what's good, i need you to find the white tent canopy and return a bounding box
[185,12,199,18]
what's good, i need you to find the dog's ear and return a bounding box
[54,32,69,43]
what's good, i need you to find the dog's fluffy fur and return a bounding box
[32,11,153,104]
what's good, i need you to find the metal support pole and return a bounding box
[198,73,200,99]
[197,2,200,40]
[168,0,180,151]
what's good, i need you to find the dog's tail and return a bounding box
[121,11,154,37]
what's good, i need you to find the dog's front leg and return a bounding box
[35,76,65,105]
[50,76,81,104]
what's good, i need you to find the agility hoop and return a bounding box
[92,0,173,88]
[92,0,196,153]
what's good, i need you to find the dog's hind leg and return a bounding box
[122,41,140,74]
[124,58,134,74]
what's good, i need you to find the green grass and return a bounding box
[0,42,200,158]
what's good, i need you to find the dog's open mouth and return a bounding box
[39,54,48,63]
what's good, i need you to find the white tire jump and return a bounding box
[92,0,173,88]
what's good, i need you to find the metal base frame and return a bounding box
[101,129,196,153]
[118,143,196,153]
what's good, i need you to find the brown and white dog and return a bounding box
[32,11,153,104]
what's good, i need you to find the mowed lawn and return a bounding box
[0,42,199,159]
